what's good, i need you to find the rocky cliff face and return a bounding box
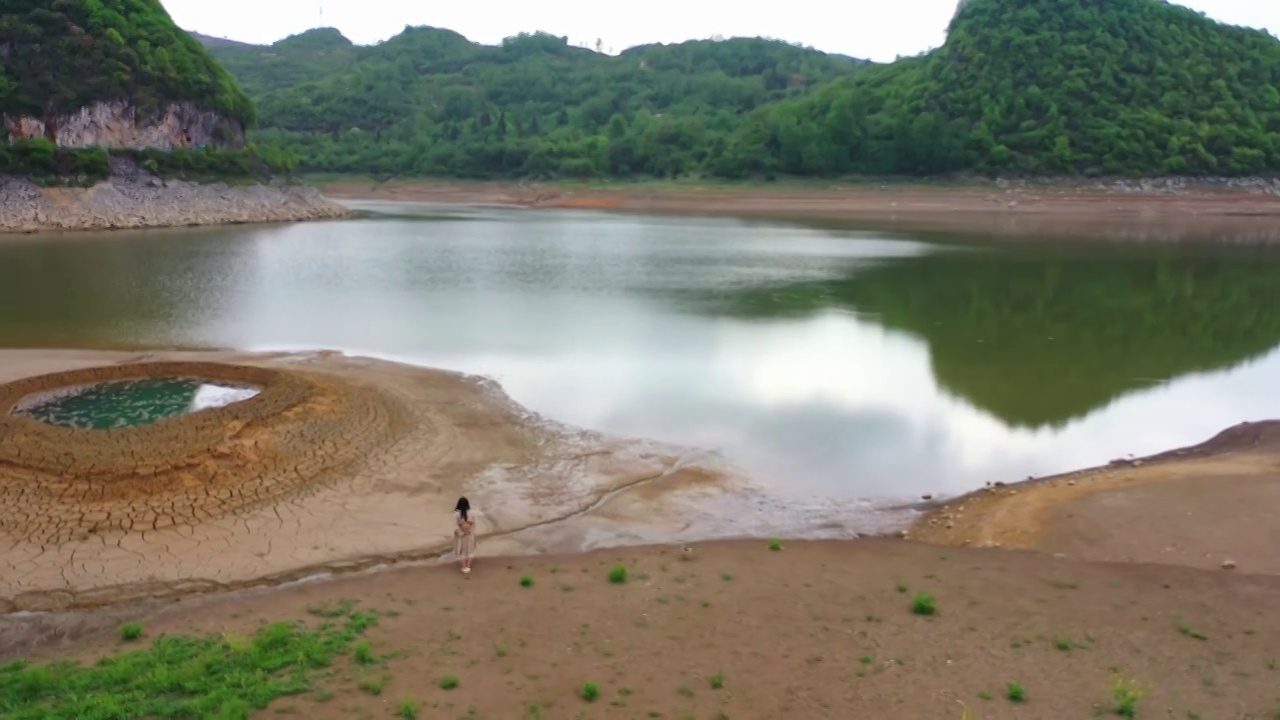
[3,101,246,150]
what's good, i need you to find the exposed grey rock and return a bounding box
[0,174,349,233]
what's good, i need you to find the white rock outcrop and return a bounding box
[3,101,245,150]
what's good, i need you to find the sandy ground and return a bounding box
[0,349,747,613]
[320,178,1280,243]
[3,351,1280,717]
[910,420,1280,576]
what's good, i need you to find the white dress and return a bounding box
[454,510,476,559]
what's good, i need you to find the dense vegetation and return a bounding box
[204,28,864,178]
[725,0,1280,177]
[0,0,254,130]
[204,0,1280,179]
[199,0,1280,178]
[0,1,287,182]
[0,136,294,185]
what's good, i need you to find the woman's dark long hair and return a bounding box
[455,497,470,521]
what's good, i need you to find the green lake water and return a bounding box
[12,378,260,430]
[2,201,1279,508]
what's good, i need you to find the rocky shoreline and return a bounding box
[0,174,350,233]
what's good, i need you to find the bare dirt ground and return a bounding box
[3,352,1280,718]
[3,540,1278,719]
[911,420,1280,576]
[320,178,1280,243]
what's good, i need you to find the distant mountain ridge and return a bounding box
[188,0,1280,180]
[193,25,868,177]
[714,0,1280,177]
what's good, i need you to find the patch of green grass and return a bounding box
[118,623,143,642]
[977,691,993,700]
[910,592,937,616]
[1177,622,1208,641]
[397,697,421,719]
[677,686,694,697]
[709,672,725,689]
[0,606,379,719]
[859,655,874,664]
[721,573,734,581]
[1052,635,1073,651]
[520,574,534,587]
[353,640,375,665]
[1006,682,1026,703]
[581,681,600,702]
[306,599,356,618]
[1110,674,1143,718]
[767,540,783,551]
[438,675,459,690]
[895,582,909,593]
[608,566,628,584]
[358,673,390,695]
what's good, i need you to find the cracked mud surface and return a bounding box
[0,349,739,614]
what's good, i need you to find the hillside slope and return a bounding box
[200,28,866,177]
[0,0,254,137]
[715,0,1280,177]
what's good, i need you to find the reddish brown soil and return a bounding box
[4,540,1279,719]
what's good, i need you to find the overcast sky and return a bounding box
[170,0,1279,63]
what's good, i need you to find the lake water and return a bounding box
[3,201,1280,506]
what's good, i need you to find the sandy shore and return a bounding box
[0,349,746,613]
[2,349,1280,717]
[321,178,1280,242]
[909,420,1280,575]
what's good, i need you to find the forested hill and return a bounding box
[716,0,1280,178]
[198,28,866,177]
[199,0,1280,179]
[0,0,253,128]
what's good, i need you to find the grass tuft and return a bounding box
[438,675,459,690]
[1110,674,1143,718]
[1006,682,1027,703]
[397,697,421,719]
[911,592,937,616]
[118,623,143,642]
[581,681,600,702]
[608,566,628,584]
[520,574,534,587]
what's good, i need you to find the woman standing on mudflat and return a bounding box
[454,497,477,574]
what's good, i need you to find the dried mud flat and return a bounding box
[2,350,1280,719]
[0,349,742,614]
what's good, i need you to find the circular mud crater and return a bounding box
[0,361,410,544]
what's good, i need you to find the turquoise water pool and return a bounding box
[12,377,260,430]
